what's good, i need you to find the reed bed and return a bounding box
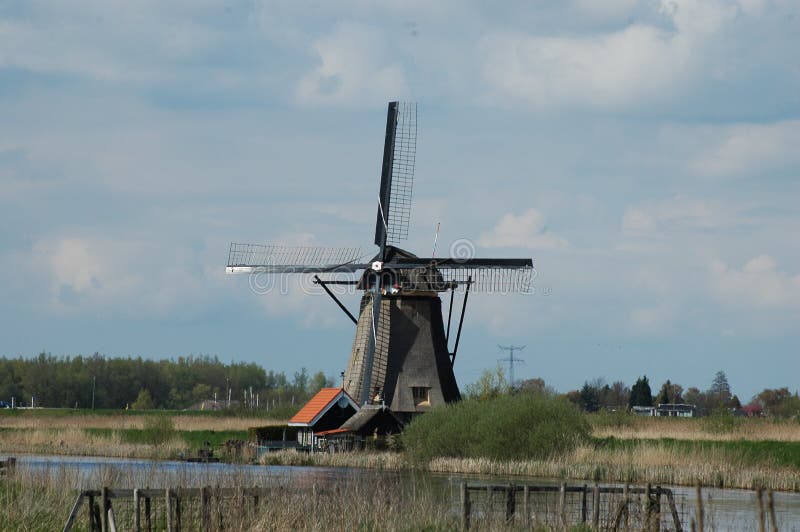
[0,426,185,459]
[258,444,800,493]
[591,416,800,442]
[0,414,279,432]
[1,463,463,531]
[260,449,408,470]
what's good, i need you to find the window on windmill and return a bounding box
[412,386,430,406]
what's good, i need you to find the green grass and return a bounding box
[593,436,800,469]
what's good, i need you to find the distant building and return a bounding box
[288,388,359,448]
[656,403,696,417]
[631,404,697,417]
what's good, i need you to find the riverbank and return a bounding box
[2,410,799,492]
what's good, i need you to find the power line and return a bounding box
[498,345,526,389]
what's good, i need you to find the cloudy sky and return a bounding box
[1,0,798,400]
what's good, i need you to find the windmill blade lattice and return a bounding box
[227,243,366,273]
[386,102,417,244]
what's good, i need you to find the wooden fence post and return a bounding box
[174,488,182,532]
[559,482,567,529]
[505,484,515,524]
[61,493,85,532]
[133,489,140,532]
[623,484,629,530]
[201,486,210,532]
[644,483,652,531]
[460,482,470,531]
[592,483,600,529]
[695,484,704,532]
[757,488,765,532]
[767,490,778,532]
[655,486,662,532]
[165,488,173,532]
[666,490,683,532]
[522,485,529,527]
[101,487,109,532]
[144,495,152,532]
[581,484,588,523]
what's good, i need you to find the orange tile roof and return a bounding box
[289,388,352,425]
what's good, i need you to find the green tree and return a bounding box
[707,370,732,410]
[628,376,653,407]
[579,382,600,412]
[132,389,154,410]
[464,367,510,400]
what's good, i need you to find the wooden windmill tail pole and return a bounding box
[451,276,472,366]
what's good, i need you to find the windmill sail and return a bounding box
[374,102,417,251]
[226,243,366,274]
[383,257,534,293]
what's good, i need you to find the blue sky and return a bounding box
[1,0,798,400]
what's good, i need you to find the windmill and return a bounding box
[226,102,533,419]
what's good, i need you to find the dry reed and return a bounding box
[0,414,280,431]
[592,417,800,442]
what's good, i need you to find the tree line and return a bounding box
[465,367,800,418]
[0,353,334,410]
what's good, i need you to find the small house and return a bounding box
[315,404,404,452]
[288,388,359,449]
[656,403,697,417]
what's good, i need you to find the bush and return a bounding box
[139,414,177,445]
[402,393,589,463]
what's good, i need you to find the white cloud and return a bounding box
[478,209,567,250]
[22,235,216,316]
[690,120,800,177]
[622,196,756,237]
[710,255,800,310]
[295,21,408,107]
[476,0,788,109]
[629,304,676,334]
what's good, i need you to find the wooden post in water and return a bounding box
[460,482,470,531]
[767,489,778,532]
[522,485,529,527]
[559,482,567,529]
[87,493,96,532]
[695,484,704,532]
[592,483,600,529]
[101,487,110,532]
[757,488,765,532]
[133,489,141,532]
[580,484,588,523]
[505,484,515,524]
[644,483,652,531]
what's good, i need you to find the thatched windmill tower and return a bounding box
[227,102,532,418]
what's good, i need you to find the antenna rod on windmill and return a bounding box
[498,344,526,389]
[432,222,441,258]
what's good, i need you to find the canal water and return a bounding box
[8,454,800,530]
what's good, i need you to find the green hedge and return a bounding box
[402,393,589,462]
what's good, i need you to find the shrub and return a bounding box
[138,414,176,445]
[402,393,589,463]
